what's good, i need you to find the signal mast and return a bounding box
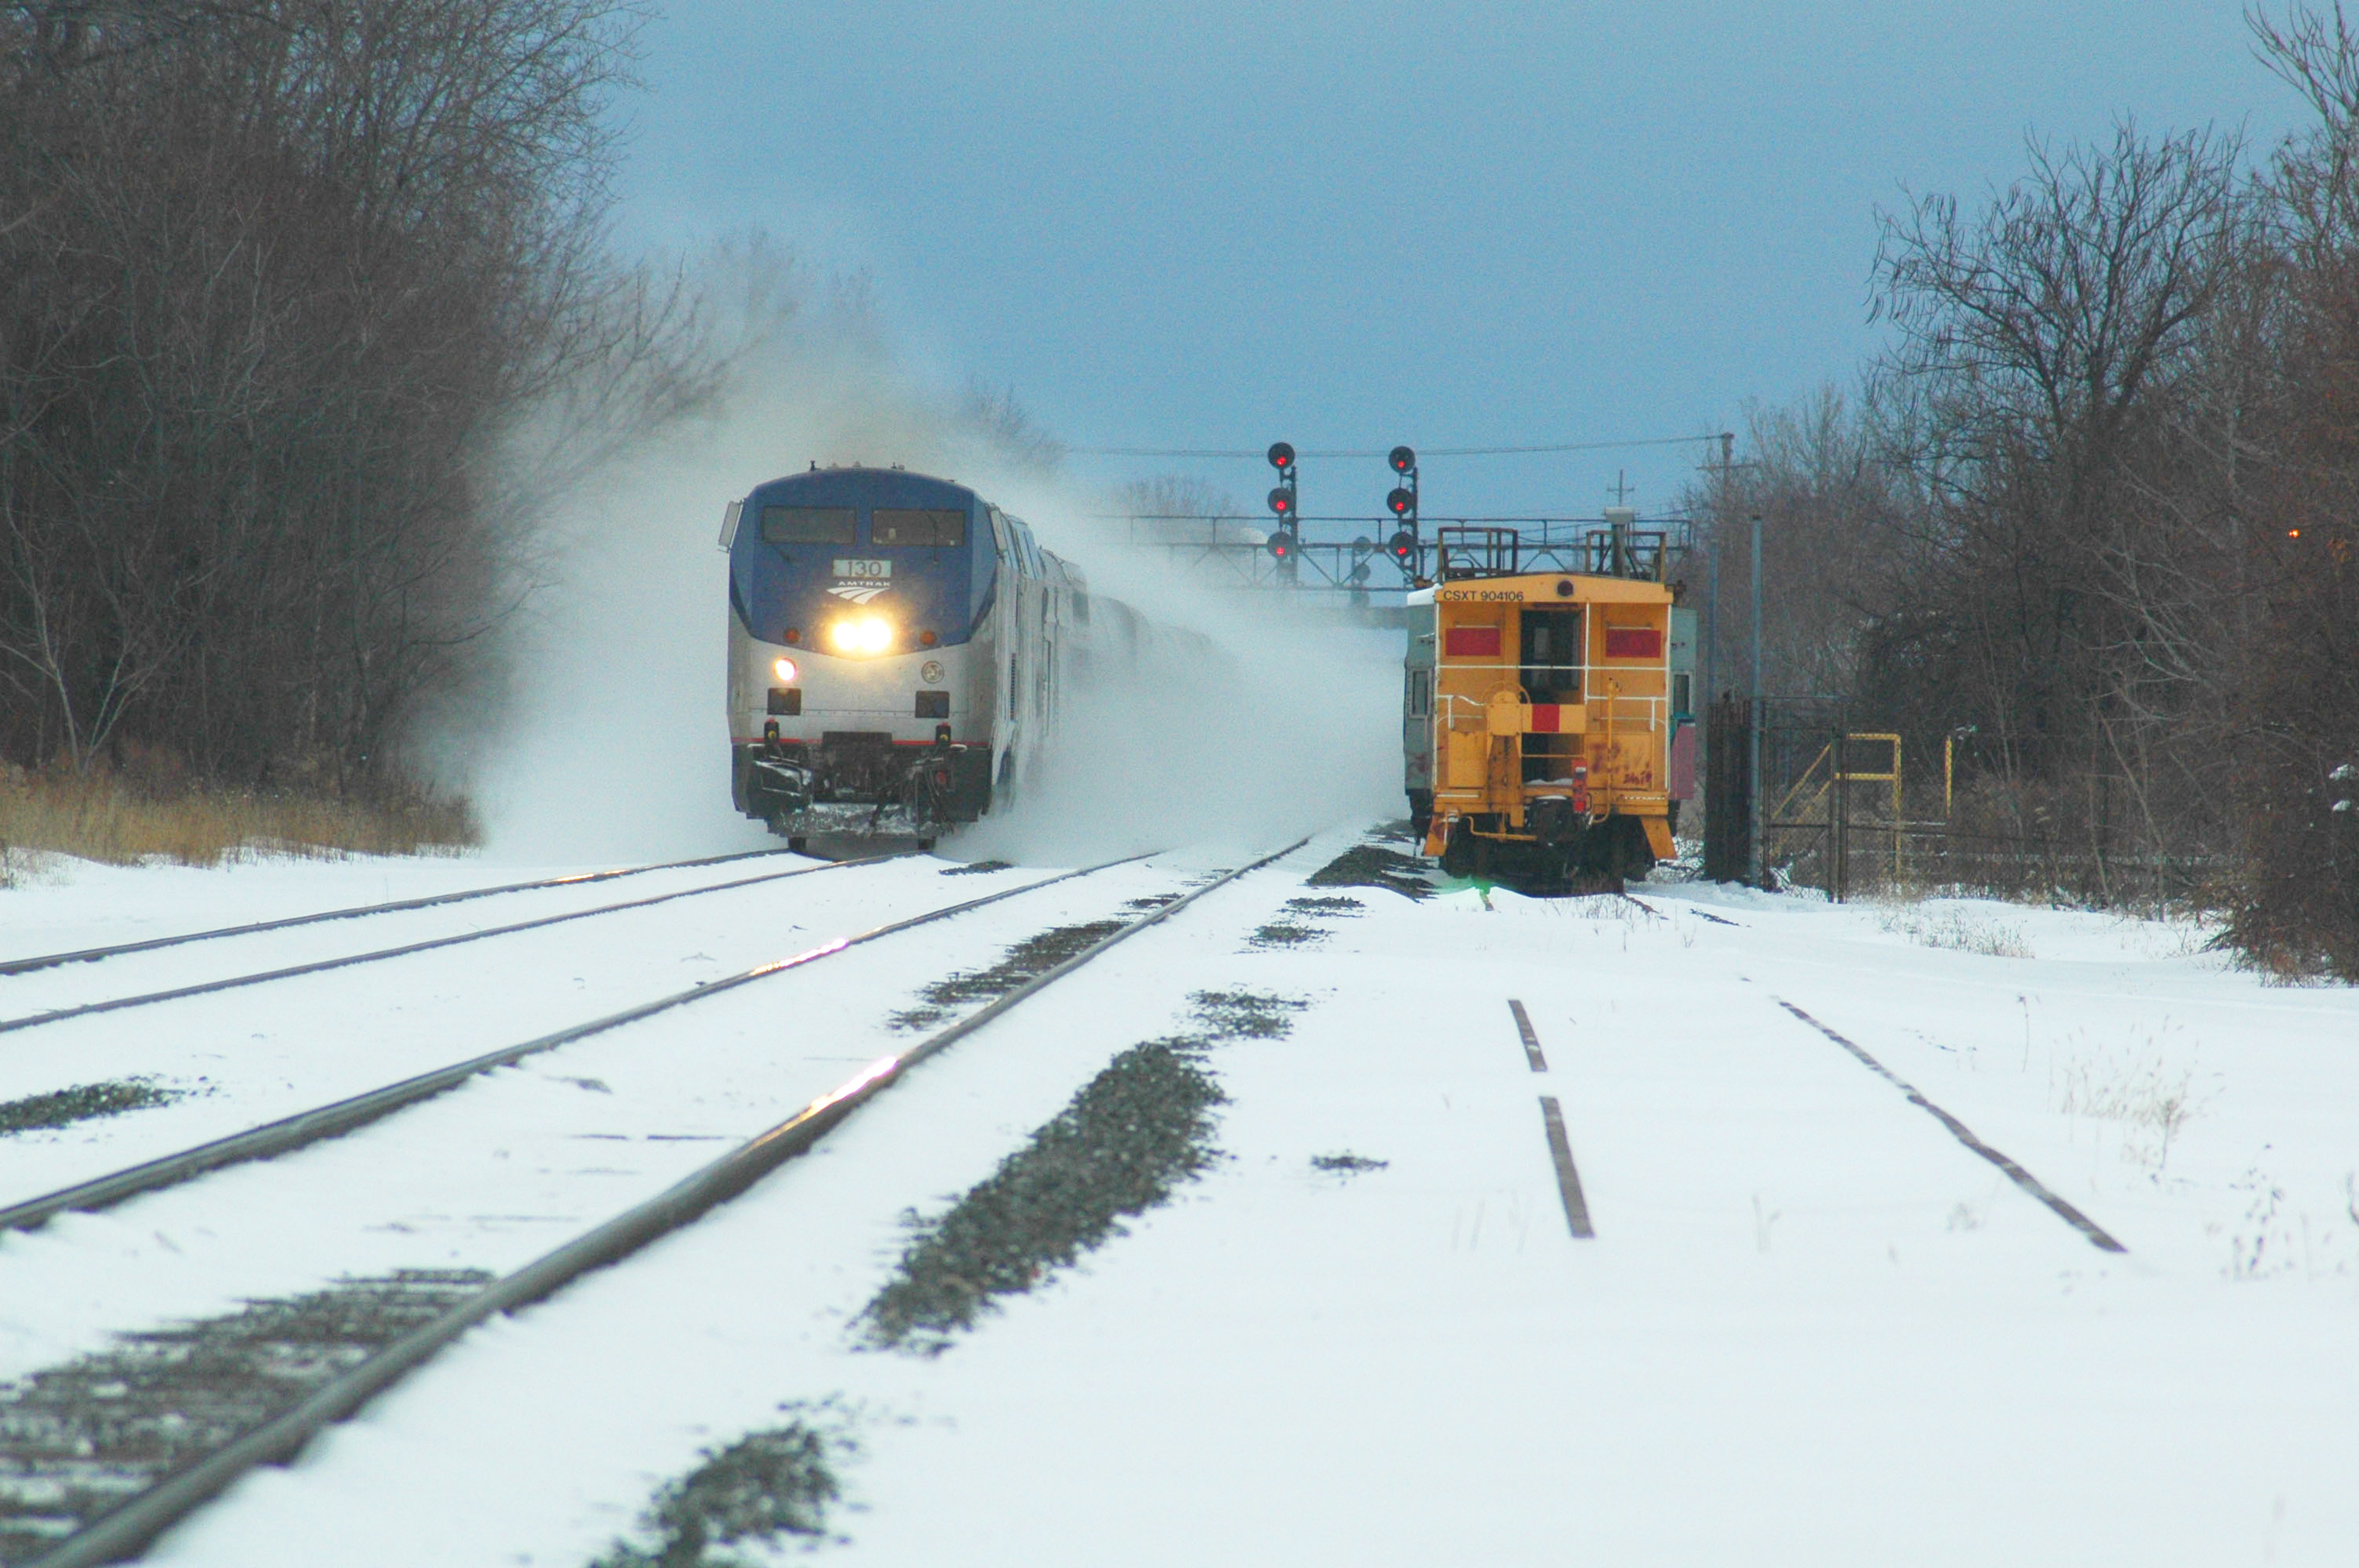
[1384,444,1420,579]
[1265,441,1299,579]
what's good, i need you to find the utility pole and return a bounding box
[1706,432,1733,710]
[1749,511,1765,889]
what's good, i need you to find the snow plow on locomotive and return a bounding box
[1405,524,1697,890]
[721,464,1166,847]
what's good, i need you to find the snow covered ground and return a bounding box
[2,833,2354,1565]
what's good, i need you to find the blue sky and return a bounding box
[611,2,2305,520]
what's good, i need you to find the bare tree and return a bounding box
[962,379,1066,474]
[1685,386,1924,705]
[0,0,713,793]
[2215,3,2359,971]
[1859,122,2250,872]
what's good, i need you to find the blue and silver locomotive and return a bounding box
[722,464,1148,846]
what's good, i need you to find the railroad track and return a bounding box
[1770,997,2126,1253]
[0,851,918,1038]
[0,845,848,978]
[0,858,1133,1233]
[0,846,957,1216]
[1542,895,2126,1253]
[1,839,1311,1566]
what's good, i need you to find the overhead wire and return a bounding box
[1067,433,1723,459]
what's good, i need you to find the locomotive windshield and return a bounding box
[872,507,965,547]
[762,505,857,544]
[731,472,991,661]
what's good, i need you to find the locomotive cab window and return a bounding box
[1009,518,1043,577]
[1409,669,1431,717]
[761,506,857,545]
[872,507,966,548]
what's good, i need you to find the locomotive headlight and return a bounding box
[772,656,799,683]
[827,616,894,656]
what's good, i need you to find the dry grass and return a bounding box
[2051,1027,2211,1171]
[1873,900,2035,959]
[0,765,476,879]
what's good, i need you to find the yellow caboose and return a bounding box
[1404,527,1693,886]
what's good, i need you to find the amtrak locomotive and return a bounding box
[721,464,1156,846]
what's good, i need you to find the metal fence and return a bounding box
[1703,698,2219,903]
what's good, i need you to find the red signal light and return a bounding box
[1267,486,1294,516]
[1388,487,1414,516]
[1387,529,1416,561]
[1267,530,1296,560]
[1389,445,1415,474]
[1268,441,1295,471]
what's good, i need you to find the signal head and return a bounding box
[1389,445,1416,474]
[1387,486,1415,517]
[1268,441,1295,472]
[1266,529,1296,560]
[1267,486,1294,516]
[1387,529,1416,561]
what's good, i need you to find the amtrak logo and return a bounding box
[826,581,890,605]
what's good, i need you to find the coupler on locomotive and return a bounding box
[734,724,992,843]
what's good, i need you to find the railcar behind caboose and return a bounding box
[1404,525,1697,886]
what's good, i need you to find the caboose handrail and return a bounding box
[1429,663,1667,715]
[1433,689,1668,731]
[1433,689,1668,713]
[1434,525,1522,579]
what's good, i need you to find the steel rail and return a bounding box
[0,856,1142,1234]
[1620,892,1743,927]
[0,846,847,978]
[26,836,1310,1568]
[0,854,910,1039]
[1774,998,2127,1254]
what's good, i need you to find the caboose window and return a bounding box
[1443,625,1502,658]
[762,506,857,544]
[872,507,966,547]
